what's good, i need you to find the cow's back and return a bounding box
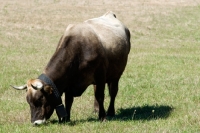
[85,11,131,81]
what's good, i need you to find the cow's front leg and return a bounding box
[95,83,106,121]
[64,93,74,122]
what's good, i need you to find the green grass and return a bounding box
[1,0,200,132]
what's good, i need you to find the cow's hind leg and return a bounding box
[95,83,106,121]
[107,79,119,116]
[93,85,99,113]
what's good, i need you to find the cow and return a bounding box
[11,11,131,126]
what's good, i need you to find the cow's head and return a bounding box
[11,79,55,125]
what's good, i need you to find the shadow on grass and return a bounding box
[112,104,174,121]
[49,104,174,125]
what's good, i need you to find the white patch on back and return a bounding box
[84,11,130,56]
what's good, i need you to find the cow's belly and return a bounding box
[72,88,86,97]
[70,77,93,97]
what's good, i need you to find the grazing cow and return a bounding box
[11,11,131,125]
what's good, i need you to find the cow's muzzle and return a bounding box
[33,118,46,126]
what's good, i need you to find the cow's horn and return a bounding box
[31,81,43,90]
[11,85,27,90]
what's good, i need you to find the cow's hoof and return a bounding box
[107,111,115,117]
[100,117,107,122]
[59,117,70,123]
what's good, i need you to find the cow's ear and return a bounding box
[43,85,53,95]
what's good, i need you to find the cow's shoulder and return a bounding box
[59,23,101,52]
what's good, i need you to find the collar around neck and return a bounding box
[38,74,61,98]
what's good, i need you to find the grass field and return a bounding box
[1,0,200,132]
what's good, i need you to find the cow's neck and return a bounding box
[43,70,68,96]
[43,36,78,95]
[44,64,73,95]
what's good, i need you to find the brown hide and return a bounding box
[43,12,131,121]
[12,11,131,125]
